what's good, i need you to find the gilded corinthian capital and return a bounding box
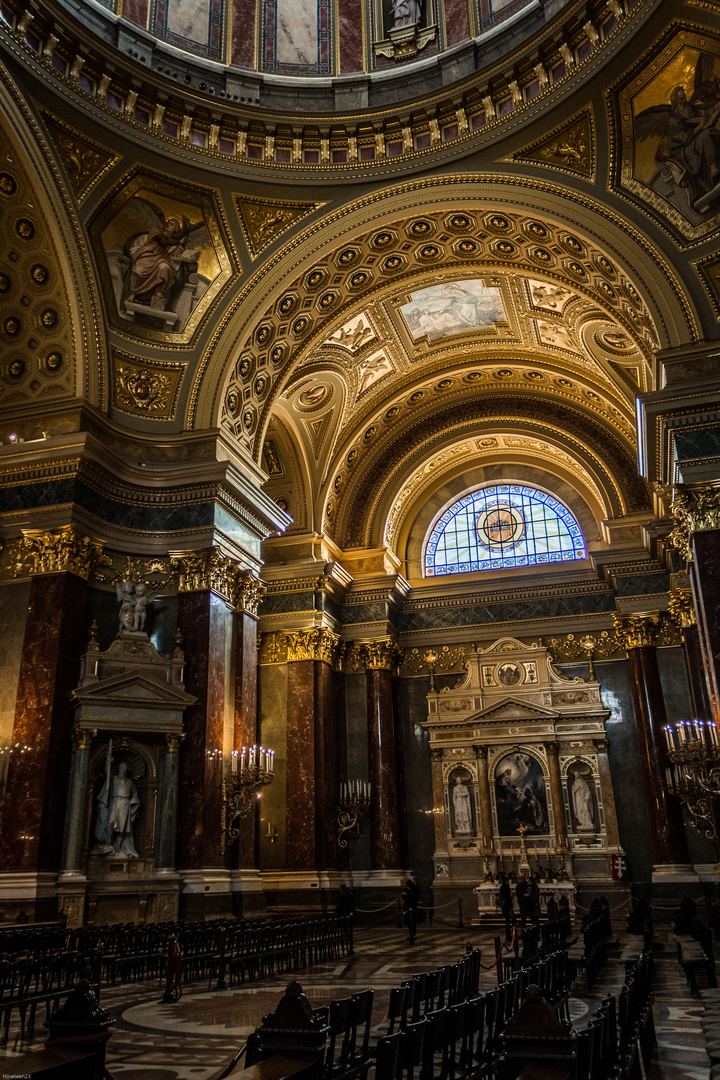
[283,627,345,667]
[671,484,720,562]
[353,638,404,671]
[16,526,106,579]
[668,588,696,630]
[170,548,264,612]
[613,611,660,650]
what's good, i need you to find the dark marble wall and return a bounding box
[0,573,89,875]
[0,580,31,822]
[316,661,339,869]
[234,612,258,869]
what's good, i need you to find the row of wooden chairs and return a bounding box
[373,948,571,1080]
[0,947,101,1046]
[575,952,655,1080]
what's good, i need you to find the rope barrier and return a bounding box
[574,897,632,915]
[479,935,516,970]
[354,899,403,913]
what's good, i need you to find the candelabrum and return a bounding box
[337,780,371,848]
[663,719,720,838]
[221,745,275,853]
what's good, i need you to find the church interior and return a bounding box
[2,0,720,996]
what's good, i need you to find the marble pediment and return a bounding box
[472,696,557,723]
[72,670,196,711]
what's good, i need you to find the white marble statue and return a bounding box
[392,0,421,28]
[115,579,156,635]
[92,757,141,858]
[453,778,472,834]
[572,772,595,831]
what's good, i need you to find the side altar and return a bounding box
[424,638,628,921]
[57,583,196,927]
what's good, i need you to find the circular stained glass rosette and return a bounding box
[476,504,525,549]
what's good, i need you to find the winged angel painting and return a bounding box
[101,189,220,334]
[633,49,720,226]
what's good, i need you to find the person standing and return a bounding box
[498,875,514,940]
[402,878,419,944]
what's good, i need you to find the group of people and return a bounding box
[497,870,569,940]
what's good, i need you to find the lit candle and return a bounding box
[677,723,686,745]
[712,723,719,748]
[232,751,237,774]
[663,726,674,752]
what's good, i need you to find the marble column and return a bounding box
[614,612,688,868]
[232,576,263,869]
[62,729,95,874]
[392,671,410,870]
[430,749,446,856]
[358,639,402,871]
[594,738,620,848]
[285,649,316,871]
[669,587,714,722]
[171,549,247,878]
[0,531,96,881]
[156,734,182,870]
[545,742,568,853]
[474,745,494,854]
[672,485,720,719]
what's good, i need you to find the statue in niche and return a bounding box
[91,743,143,858]
[452,776,472,834]
[116,580,156,635]
[570,769,595,831]
[392,0,421,27]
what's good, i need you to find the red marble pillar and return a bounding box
[392,674,409,870]
[176,591,228,870]
[360,640,402,871]
[669,588,713,722]
[233,605,258,869]
[230,0,256,67]
[338,0,363,72]
[286,658,316,870]
[315,657,340,870]
[0,571,89,876]
[615,613,688,867]
[689,529,720,720]
[335,665,350,871]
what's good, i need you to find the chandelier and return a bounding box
[221,745,275,852]
[663,720,720,838]
[337,780,371,848]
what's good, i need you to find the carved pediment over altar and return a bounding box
[425,637,605,735]
[71,627,196,734]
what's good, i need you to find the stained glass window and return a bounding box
[423,484,586,577]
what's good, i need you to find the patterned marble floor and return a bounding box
[0,923,711,1078]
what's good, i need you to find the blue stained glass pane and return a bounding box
[423,483,586,576]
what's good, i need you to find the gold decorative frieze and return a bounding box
[671,484,720,561]
[544,630,623,662]
[352,638,404,672]
[613,612,661,650]
[668,588,696,630]
[401,644,468,676]
[14,526,108,579]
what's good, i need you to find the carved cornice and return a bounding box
[668,587,696,630]
[72,727,96,751]
[14,526,108,580]
[613,611,660,650]
[352,638,404,672]
[169,548,263,612]
[671,484,720,561]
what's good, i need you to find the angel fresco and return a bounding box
[102,193,216,333]
[635,51,720,222]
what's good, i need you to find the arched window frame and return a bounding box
[423,482,586,577]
